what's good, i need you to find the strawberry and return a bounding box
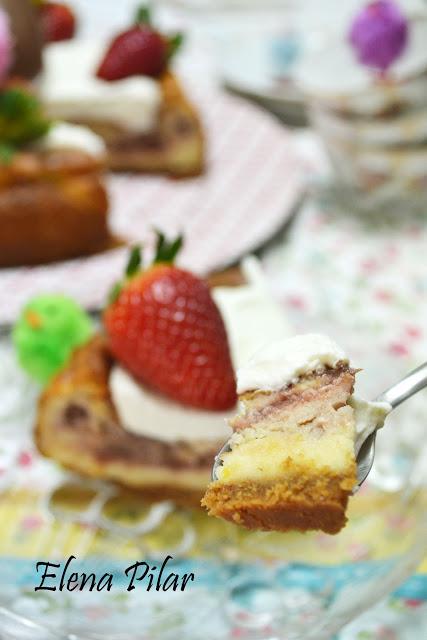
[40,2,76,43]
[96,5,183,81]
[104,234,237,411]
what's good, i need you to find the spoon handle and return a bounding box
[377,361,427,409]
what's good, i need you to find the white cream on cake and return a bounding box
[38,122,106,156]
[237,333,348,394]
[212,256,291,370]
[41,41,162,133]
[110,257,290,444]
[110,366,233,443]
[350,396,391,454]
[233,333,390,462]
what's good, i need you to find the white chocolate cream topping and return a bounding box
[110,366,233,443]
[41,41,162,133]
[237,333,348,394]
[110,257,291,443]
[212,256,291,370]
[38,122,106,157]
[350,396,391,454]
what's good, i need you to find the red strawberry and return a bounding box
[96,5,183,81]
[97,25,167,80]
[40,2,76,43]
[104,235,237,411]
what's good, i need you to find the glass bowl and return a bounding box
[0,338,425,640]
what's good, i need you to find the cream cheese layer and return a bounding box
[38,122,107,156]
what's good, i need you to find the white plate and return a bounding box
[0,86,305,324]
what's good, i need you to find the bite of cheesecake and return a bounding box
[202,334,359,534]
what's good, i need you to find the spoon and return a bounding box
[212,362,427,491]
[354,361,427,491]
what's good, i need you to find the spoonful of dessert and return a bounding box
[202,335,427,535]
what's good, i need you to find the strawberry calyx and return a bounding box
[136,4,184,60]
[108,231,183,304]
[153,230,183,265]
[96,5,184,81]
[135,5,151,26]
[134,5,184,60]
[167,33,184,61]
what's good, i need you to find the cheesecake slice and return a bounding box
[34,260,294,505]
[34,269,247,506]
[35,335,224,506]
[41,41,204,177]
[202,334,358,534]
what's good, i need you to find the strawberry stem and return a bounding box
[107,233,183,307]
[108,281,123,305]
[153,229,183,264]
[125,245,142,277]
[108,245,142,305]
[0,142,15,165]
[135,4,151,26]
[167,33,184,60]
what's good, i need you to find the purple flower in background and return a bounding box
[348,0,409,73]
[0,8,13,83]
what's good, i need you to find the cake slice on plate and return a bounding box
[35,236,237,505]
[0,0,43,80]
[34,237,290,505]
[202,334,359,534]
[0,84,115,267]
[40,8,204,176]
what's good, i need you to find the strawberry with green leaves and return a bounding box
[104,234,237,411]
[96,5,183,81]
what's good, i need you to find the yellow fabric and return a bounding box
[0,485,424,574]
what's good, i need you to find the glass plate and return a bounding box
[0,340,426,640]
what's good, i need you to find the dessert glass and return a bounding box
[0,335,425,640]
[295,16,427,216]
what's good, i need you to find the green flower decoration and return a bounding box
[13,295,93,384]
[0,88,51,147]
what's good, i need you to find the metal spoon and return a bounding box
[354,361,427,491]
[212,362,427,490]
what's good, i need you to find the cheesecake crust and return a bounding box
[202,470,355,535]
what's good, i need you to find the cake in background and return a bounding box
[38,1,77,43]
[40,5,204,176]
[203,334,390,535]
[34,236,290,505]
[295,0,427,211]
[0,0,43,79]
[0,80,115,267]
